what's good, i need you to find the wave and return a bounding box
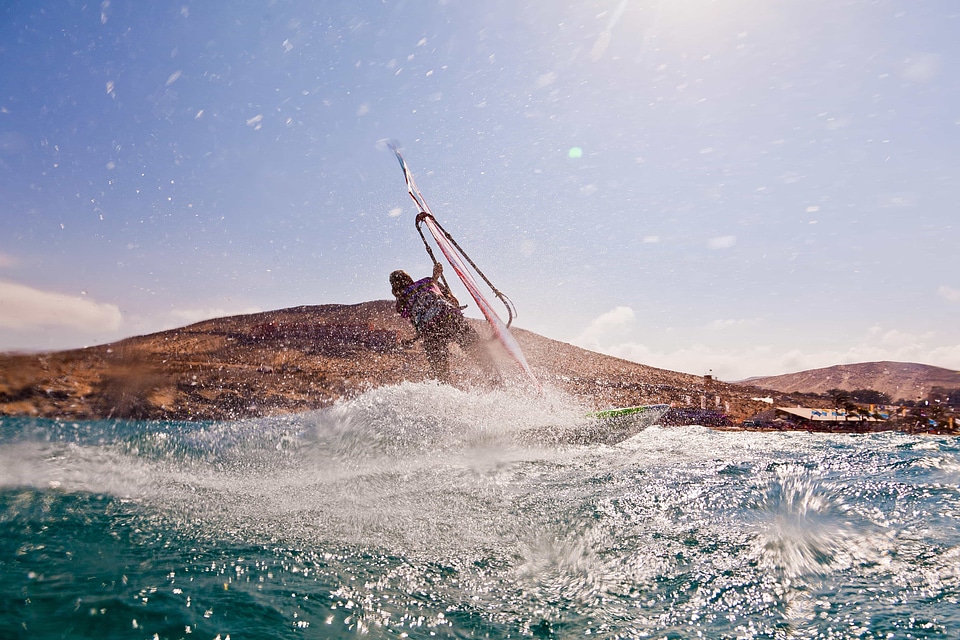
[2,385,959,638]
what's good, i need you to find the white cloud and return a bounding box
[163,306,263,329]
[925,344,960,369]
[707,235,737,250]
[581,337,960,382]
[938,285,960,303]
[535,71,557,88]
[573,306,635,350]
[0,280,122,331]
[708,318,756,330]
[874,327,933,349]
[901,52,941,83]
[0,283,265,351]
[594,340,781,380]
[569,313,960,381]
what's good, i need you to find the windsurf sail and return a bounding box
[387,142,540,389]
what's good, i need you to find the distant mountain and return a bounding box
[742,361,960,402]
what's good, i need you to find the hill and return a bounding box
[0,301,786,422]
[742,361,960,402]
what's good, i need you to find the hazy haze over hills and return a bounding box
[742,362,960,402]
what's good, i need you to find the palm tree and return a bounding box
[828,388,856,424]
[828,388,851,410]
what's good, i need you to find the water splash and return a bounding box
[3,397,960,638]
[751,463,895,603]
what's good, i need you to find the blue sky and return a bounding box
[1,0,958,382]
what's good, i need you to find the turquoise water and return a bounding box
[2,382,959,639]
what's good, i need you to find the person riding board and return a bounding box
[390,263,490,383]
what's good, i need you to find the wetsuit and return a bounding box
[396,277,478,380]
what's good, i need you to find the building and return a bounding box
[775,406,888,431]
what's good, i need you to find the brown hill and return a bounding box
[0,301,784,422]
[742,361,960,402]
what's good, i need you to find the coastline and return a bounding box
[2,301,954,434]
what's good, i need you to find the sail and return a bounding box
[388,143,539,388]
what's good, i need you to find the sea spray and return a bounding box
[2,388,959,638]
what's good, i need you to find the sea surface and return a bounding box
[1,382,958,639]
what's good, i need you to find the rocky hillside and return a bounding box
[0,301,790,422]
[742,361,960,402]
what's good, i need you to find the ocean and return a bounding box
[1,382,958,639]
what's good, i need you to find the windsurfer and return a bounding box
[390,263,491,383]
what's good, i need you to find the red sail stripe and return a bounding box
[420,215,540,388]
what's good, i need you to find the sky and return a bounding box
[1,0,958,383]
